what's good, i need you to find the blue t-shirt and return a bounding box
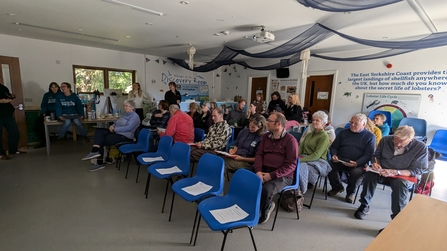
[55,93,83,117]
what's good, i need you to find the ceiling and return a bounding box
[1,0,446,63]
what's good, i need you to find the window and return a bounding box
[73,65,136,94]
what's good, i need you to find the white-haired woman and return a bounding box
[298,110,331,194]
[81,100,140,172]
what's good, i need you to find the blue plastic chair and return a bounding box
[170,154,225,244]
[368,110,392,132]
[271,158,301,231]
[194,128,205,142]
[289,131,302,144]
[118,128,151,180]
[145,142,191,213]
[195,169,262,250]
[137,135,173,184]
[429,129,447,161]
[399,118,427,142]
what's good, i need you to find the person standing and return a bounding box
[127,82,150,121]
[34,82,60,148]
[0,83,20,160]
[164,82,182,106]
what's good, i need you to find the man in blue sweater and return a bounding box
[354,126,428,220]
[328,113,376,203]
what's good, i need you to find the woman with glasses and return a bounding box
[55,82,89,142]
[81,100,140,171]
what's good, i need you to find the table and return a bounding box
[365,194,447,251]
[44,118,118,155]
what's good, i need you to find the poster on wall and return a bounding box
[361,93,422,130]
[177,84,209,102]
[271,78,298,100]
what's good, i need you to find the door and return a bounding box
[304,75,333,114]
[0,56,27,151]
[250,77,267,103]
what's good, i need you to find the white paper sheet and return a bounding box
[157,128,166,133]
[209,204,249,224]
[181,181,213,196]
[366,166,381,174]
[142,156,164,162]
[156,166,182,175]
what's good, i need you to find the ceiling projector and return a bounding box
[253,29,275,43]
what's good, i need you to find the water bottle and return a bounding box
[91,110,96,120]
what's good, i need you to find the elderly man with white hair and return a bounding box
[327,113,376,203]
[354,125,428,221]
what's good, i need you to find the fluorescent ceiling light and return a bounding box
[406,0,438,33]
[102,0,164,16]
[14,22,119,42]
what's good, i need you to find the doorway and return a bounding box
[0,56,27,151]
[249,77,267,104]
[303,75,333,115]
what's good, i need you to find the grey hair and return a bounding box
[124,99,136,111]
[202,102,210,109]
[352,113,367,125]
[312,110,328,125]
[169,104,180,112]
[393,125,415,140]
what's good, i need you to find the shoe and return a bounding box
[259,202,275,224]
[88,163,105,172]
[0,154,11,160]
[84,136,90,143]
[345,194,355,203]
[81,152,101,161]
[327,188,345,197]
[354,204,370,220]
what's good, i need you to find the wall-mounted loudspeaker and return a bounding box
[276,68,289,78]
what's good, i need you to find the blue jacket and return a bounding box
[55,93,83,117]
[41,91,60,115]
[114,111,141,139]
[234,128,262,158]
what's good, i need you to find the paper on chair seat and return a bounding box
[142,156,164,162]
[156,165,182,175]
[210,204,249,224]
[181,181,212,196]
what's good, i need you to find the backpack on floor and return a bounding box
[280,189,304,212]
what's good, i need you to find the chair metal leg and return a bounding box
[117,152,123,170]
[115,152,121,169]
[161,178,172,213]
[271,192,284,231]
[145,173,151,198]
[190,209,199,245]
[192,214,202,246]
[248,227,258,251]
[168,192,176,222]
[304,176,320,209]
[324,177,328,200]
[220,230,230,251]
[136,164,141,183]
[125,154,131,179]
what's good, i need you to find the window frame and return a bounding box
[72,65,136,94]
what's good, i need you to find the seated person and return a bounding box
[55,82,88,141]
[195,102,213,133]
[149,100,170,128]
[226,99,246,127]
[247,102,268,120]
[301,110,336,144]
[254,113,298,224]
[187,102,201,125]
[190,108,231,163]
[354,126,428,222]
[373,113,390,136]
[159,104,194,143]
[285,93,303,123]
[327,113,376,203]
[366,117,382,148]
[81,100,140,171]
[222,114,266,173]
[267,91,286,114]
[252,93,267,115]
[148,100,170,151]
[298,111,331,194]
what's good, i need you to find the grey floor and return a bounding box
[1,140,446,251]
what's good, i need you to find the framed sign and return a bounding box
[317,91,329,100]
